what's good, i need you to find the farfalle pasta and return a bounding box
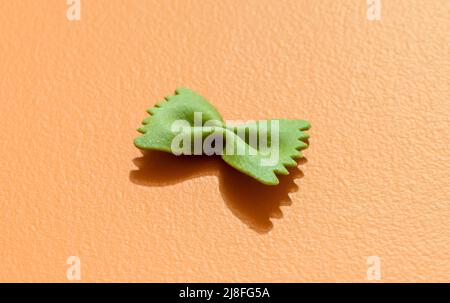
[135,88,310,185]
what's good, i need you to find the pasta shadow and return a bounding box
[129,150,305,233]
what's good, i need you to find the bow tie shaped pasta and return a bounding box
[135,88,310,185]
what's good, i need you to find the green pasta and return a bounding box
[135,88,310,185]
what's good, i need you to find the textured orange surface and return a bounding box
[0,0,449,282]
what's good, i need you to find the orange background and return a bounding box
[0,0,449,282]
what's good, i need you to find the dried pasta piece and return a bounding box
[135,88,310,185]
